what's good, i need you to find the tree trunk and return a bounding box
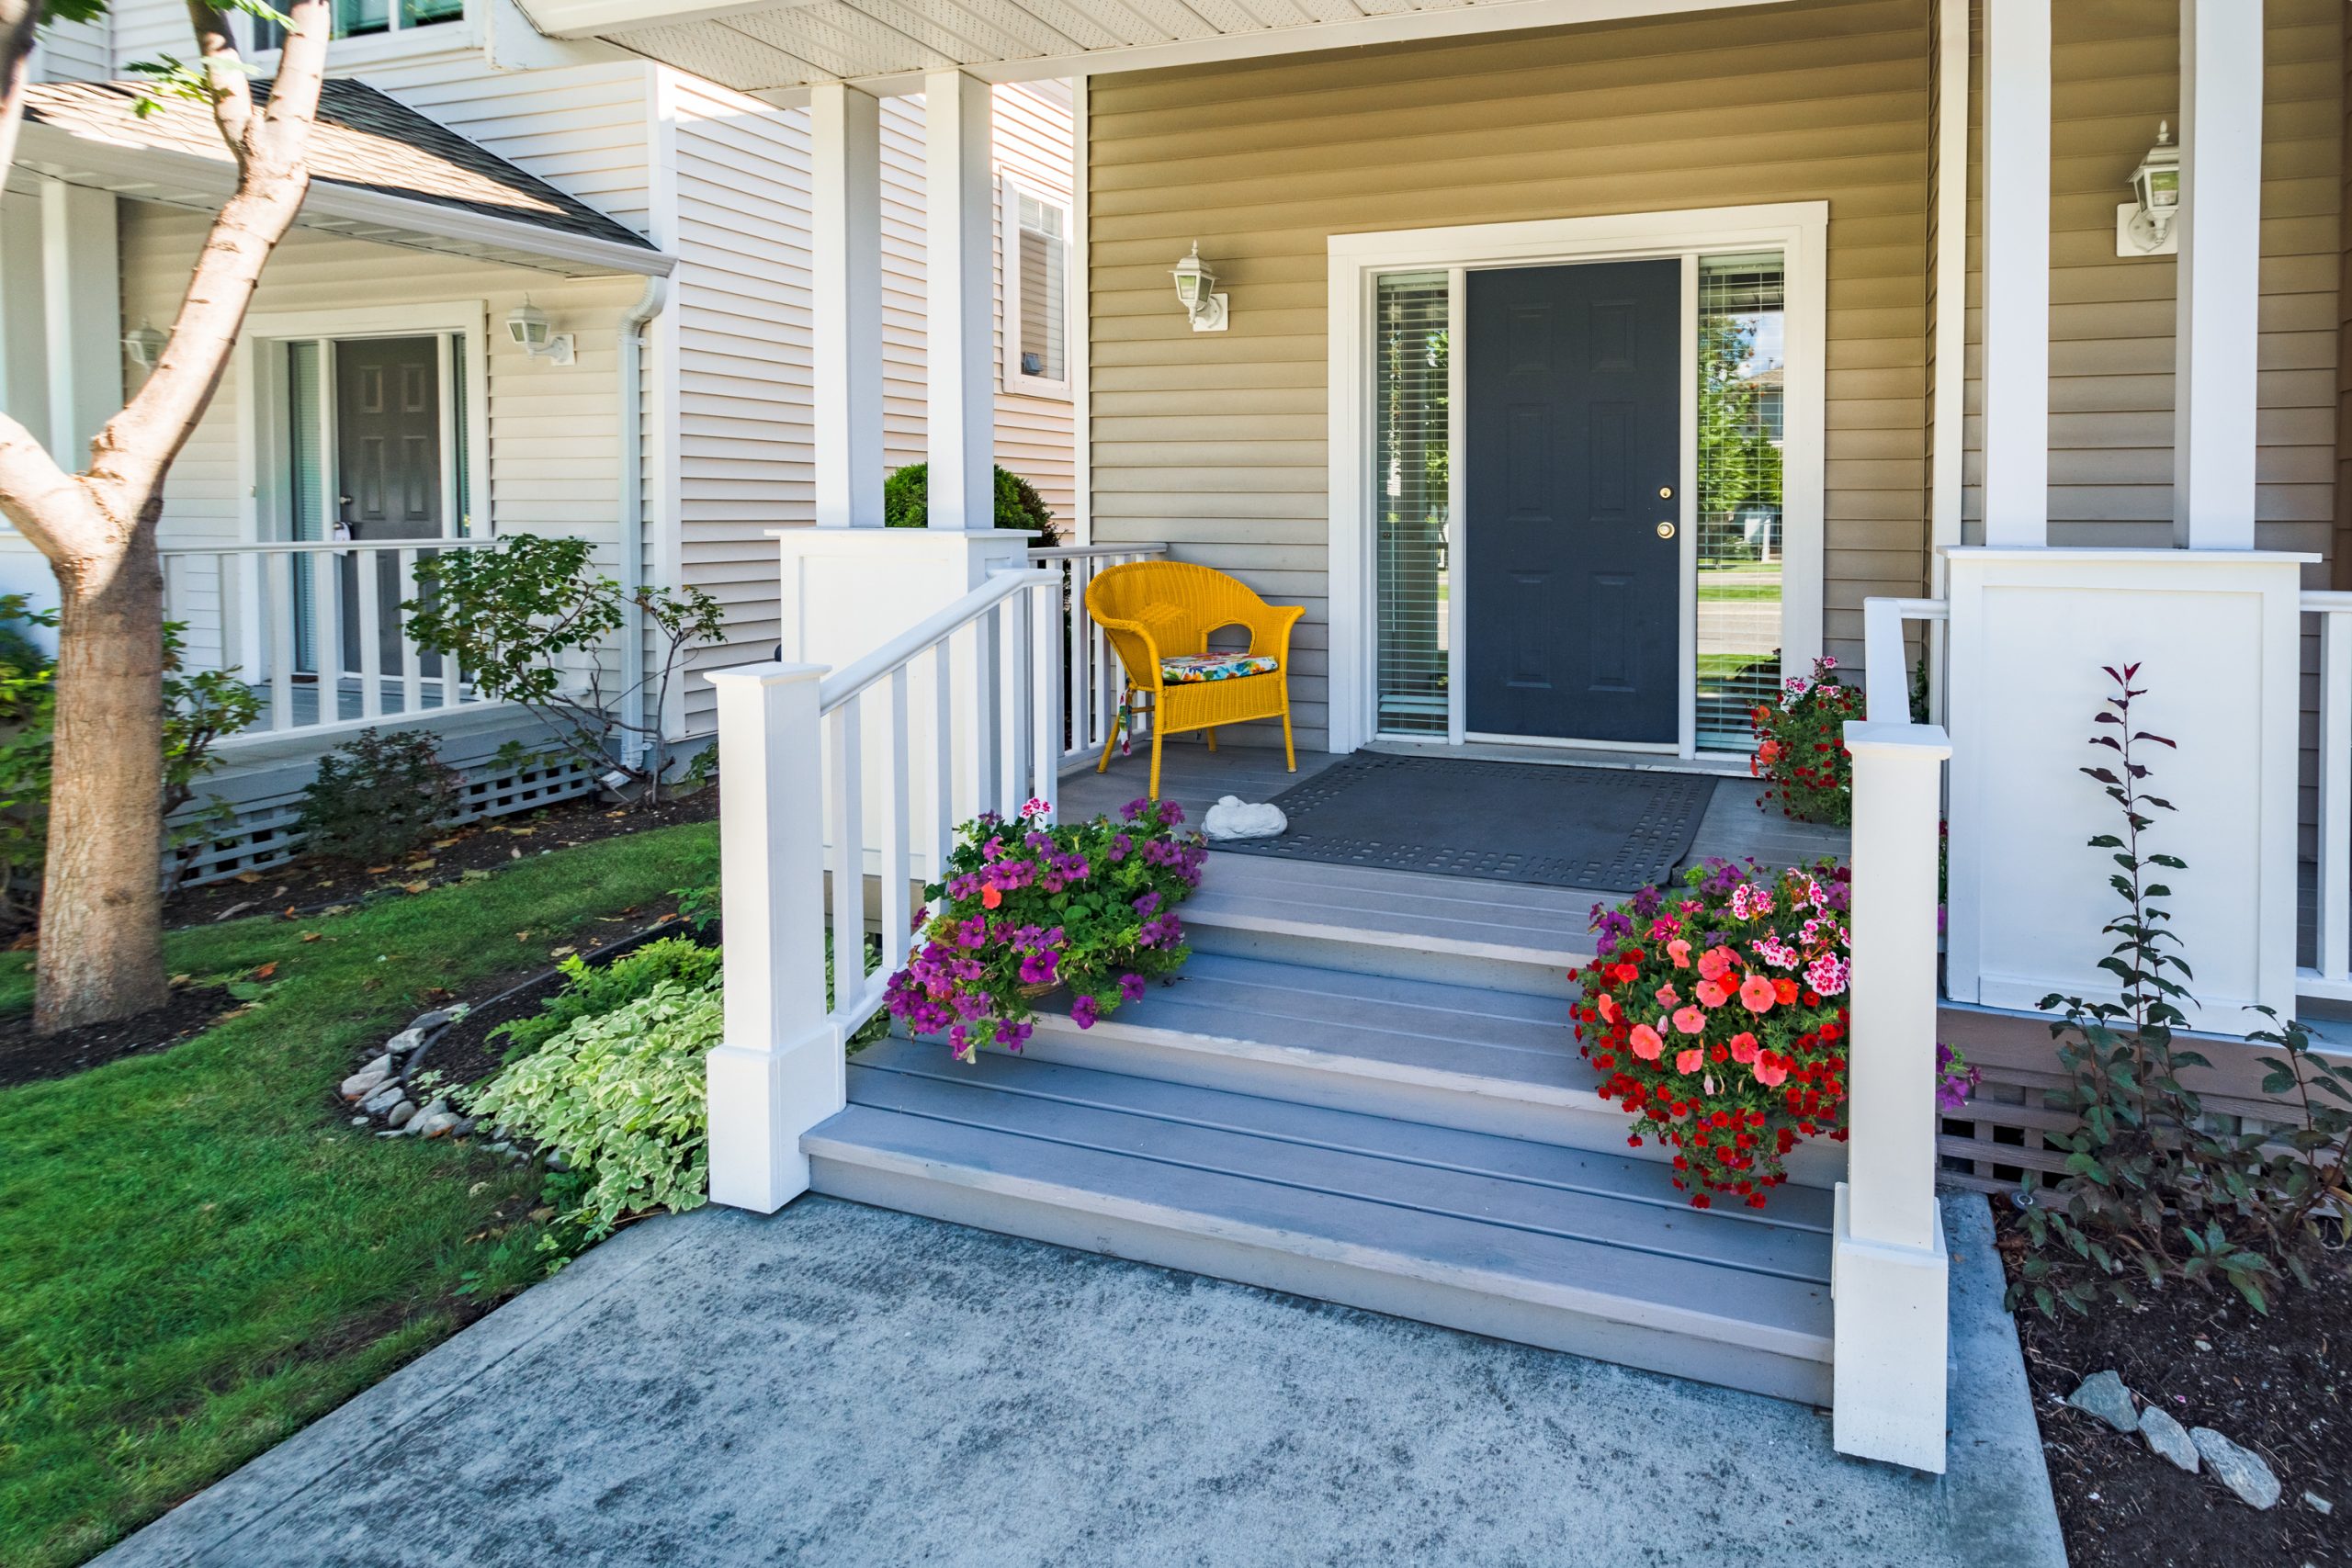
[35,522,167,1030]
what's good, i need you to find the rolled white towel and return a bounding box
[1203,795,1287,841]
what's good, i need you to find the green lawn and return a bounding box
[0,820,718,1568]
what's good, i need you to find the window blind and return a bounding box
[1374,272,1452,736]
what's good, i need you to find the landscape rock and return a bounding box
[2190,1427,2281,1510]
[382,1028,426,1058]
[347,1115,370,1127]
[412,1099,459,1138]
[359,1082,405,1115]
[447,1116,477,1139]
[338,1066,391,1101]
[2304,1491,2333,1516]
[2137,1407,2198,1472]
[407,1009,456,1033]
[387,1100,418,1129]
[2066,1370,2140,1433]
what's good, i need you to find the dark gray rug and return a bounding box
[1215,752,1719,892]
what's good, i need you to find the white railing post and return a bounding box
[1834,718,1952,1474]
[2318,603,2352,984]
[705,661,839,1213]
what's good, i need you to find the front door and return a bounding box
[1464,260,1681,743]
[334,336,443,677]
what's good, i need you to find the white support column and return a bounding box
[40,178,121,468]
[925,70,994,532]
[1833,719,1952,1475]
[2173,0,2263,549]
[1979,0,2051,547]
[705,662,840,1213]
[811,85,884,529]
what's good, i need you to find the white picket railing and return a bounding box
[705,566,1064,1212]
[1027,542,1169,768]
[159,538,502,743]
[2303,592,2352,995]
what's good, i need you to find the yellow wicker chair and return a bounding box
[1087,560,1302,800]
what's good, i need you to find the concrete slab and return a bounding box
[97,1192,2064,1568]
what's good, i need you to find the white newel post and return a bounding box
[1978,0,2051,548]
[1834,720,1952,1475]
[705,662,838,1213]
[810,84,885,530]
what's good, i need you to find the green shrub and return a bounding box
[881,462,1059,547]
[295,728,463,866]
[466,975,720,1239]
[490,934,721,1066]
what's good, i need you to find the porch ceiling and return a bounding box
[532,0,1770,99]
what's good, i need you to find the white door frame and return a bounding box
[1326,201,1828,757]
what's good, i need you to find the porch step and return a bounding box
[807,1039,1836,1404]
[1181,852,1593,995]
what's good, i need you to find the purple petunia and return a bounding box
[1070,994,1101,1029]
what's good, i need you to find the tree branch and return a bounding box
[0,0,40,175]
[0,414,107,573]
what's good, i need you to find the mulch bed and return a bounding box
[0,982,242,1089]
[1997,1212,2350,1568]
[162,784,720,931]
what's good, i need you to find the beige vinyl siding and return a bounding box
[1088,0,1936,751]
[119,206,641,671]
[993,78,1078,523]
[1963,0,2342,554]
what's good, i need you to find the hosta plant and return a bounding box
[1574,858,1853,1209]
[1750,656,1863,826]
[886,796,1207,1060]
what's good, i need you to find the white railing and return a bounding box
[1860,595,1948,722]
[2303,592,2352,994]
[704,566,1063,1211]
[1028,542,1169,768]
[160,538,502,743]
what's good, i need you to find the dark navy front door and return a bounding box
[1464,260,1681,743]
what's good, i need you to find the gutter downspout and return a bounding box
[617,274,668,774]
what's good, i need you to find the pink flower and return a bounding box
[1672,1006,1707,1035]
[1654,984,1681,1010]
[1675,1048,1704,1075]
[1629,1024,1665,1061]
[1739,974,1777,1014]
[1754,1054,1789,1089]
[1697,947,1735,983]
[1694,980,1729,1010]
[1728,1032,1760,1065]
[1805,953,1850,998]
[1595,993,1619,1023]
[1668,939,1692,969]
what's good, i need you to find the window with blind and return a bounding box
[1004,179,1069,395]
[1694,254,1787,750]
[1374,272,1452,736]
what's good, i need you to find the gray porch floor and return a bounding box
[96,1193,2063,1568]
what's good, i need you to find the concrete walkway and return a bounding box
[99,1194,2065,1568]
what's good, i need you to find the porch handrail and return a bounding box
[1027,541,1171,769]
[2303,592,2352,992]
[1860,595,1947,722]
[156,537,500,557]
[705,564,1066,1212]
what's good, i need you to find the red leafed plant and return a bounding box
[1749,656,1862,826]
[1573,859,1853,1209]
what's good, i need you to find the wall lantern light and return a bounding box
[505,300,575,365]
[1170,242,1228,333]
[2116,119,2181,257]
[121,320,168,370]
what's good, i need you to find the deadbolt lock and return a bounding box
[1656,521,1677,540]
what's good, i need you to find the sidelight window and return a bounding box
[1693,254,1787,750]
[1373,271,1453,736]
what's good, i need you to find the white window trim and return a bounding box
[1326,201,1829,759]
[238,6,481,70]
[1000,171,1072,400]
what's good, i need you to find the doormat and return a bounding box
[1215,752,1720,893]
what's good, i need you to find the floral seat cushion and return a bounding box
[1159,652,1280,685]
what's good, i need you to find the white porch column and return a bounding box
[925,70,994,531]
[1979,0,2051,547]
[810,85,884,529]
[1833,719,1952,1475]
[40,178,121,467]
[705,662,839,1212]
[2173,0,2263,549]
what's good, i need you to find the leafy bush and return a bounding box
[467,975,719,1239]
[0,598,258,921]
[295,728,463,865]
[886,796,1206,1059]
[882,462,1060,547]
[2012,665,2352,1317]
[1748,656,1862,826]
[490,934,721,1066]
[402,536,724,807]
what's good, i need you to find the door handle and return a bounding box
[1656,521,1677,540]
